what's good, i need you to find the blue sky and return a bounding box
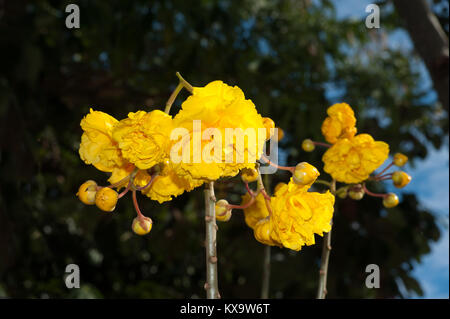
[331,0,449,298]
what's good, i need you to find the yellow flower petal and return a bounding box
[322,134,389,184]
[321,103,357,144]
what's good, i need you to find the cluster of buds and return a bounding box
[76,169,155,236]
[77,180,119,211]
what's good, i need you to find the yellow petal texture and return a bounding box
[112,110,173,170]
[242,192,270,230]
[134,163,204,203]
[322,133,389,184]
[270,179,335,251]
[171,80,266,182]
[321,103,357,144]
[107,163,135,189]
[79,109,126,172]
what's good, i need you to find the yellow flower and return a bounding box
[321,103,357,144]
[262,117,275,139]
[112,110,173,170]
[107,163,135,189]
[322,134,389,184]
[253,218,281,247]
[243,174,334,251]
[79,109,127,172]
[242,192,270,230]
[171,80,266,182]
[134,162,204,203]
[270,179,335,251]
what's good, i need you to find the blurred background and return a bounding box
[0,0,448,298]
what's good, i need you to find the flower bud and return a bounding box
[254,218,273,245]
[262,117,275,140]
[215,199,232,222]
[336,187,348,199]
[293,162,319,185]
[76,180,98,205]
[301,139,315,152]
[383,193,399,208]
[348,186,364,200]
[393,153,408,167]
[95,187,119,212]
[241,168,259,183]
[132,216,153,235]
[392,171,412,188]
[276,127,284,141]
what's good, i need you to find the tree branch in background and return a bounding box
[393,0,449,110]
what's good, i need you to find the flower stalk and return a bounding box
[204,181,220,299]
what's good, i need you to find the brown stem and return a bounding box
[312,141,332,148]
[375,162,394,178]
[362,183,388,198]
[204,182,219,299]
[317,179,336,299]
[260,155,295,172]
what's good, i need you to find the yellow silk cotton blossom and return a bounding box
[322,134,389,184]
[270,178,335,251]
[243,173,335,251]
[321,103,357,144]
[112,110,173,170]
[79,109,127,172]
[79,109,134,189]
[242,192,270,230]
[134,162,204,203]
[172,80,266,183]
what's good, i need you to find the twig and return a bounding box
[204,182,220,299]
[317,179,336,299]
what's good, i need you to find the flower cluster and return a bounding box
[77,78,273,235]
[302,103,412,208]
[241,174,335,251]
[216,159,335,251]
[321,103,389,184]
